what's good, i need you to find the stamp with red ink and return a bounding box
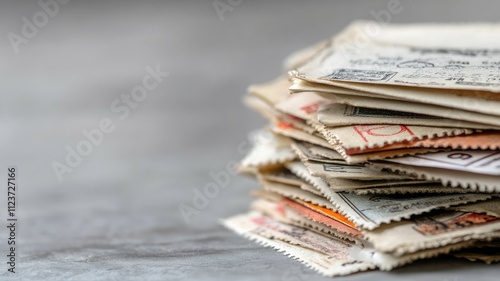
[352,125,414,143]
[300,101,328,115]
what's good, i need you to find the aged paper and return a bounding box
[304,159,409,181]
[352,185,473,195]
[259,169,305,187]
[232,21,500,276]
[318,103,500,130]
[222,211,375,276]
[239,129,296,172]
[286,161,491,230]
[311,92,500,127]
[363,211,500,255]
[344,132,500,155]
[451,198,500,217]
[452,240,500,264]
[251,198,363,245]
[317,124,474,151]
[369,162,500,192]
[295,43,500,92]
[272,121,332,149]
[259,179,333,210]
[386,150,500,176]
[291,141,346,165]
[275,91,332,121]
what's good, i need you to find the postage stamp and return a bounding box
[323,69,398,82]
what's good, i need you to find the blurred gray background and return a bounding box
[0,1,499,280]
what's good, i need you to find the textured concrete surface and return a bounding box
[0,1,499,280]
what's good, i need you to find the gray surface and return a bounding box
[0,1,499,280]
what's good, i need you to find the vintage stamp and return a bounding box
[304,159,410,181]
[280,198,362,238]
[451,198,500,217]
[317,103,500,130]
[259,179,333,210]
[369,161,500,192]
[323,69,398,82]
[386,150,500,176]
[286,161,491,230]
[413,212,500,236]
[251,198,362,245]
[364,210,500,256]
[222,211,375,277]
[352,125,414,144]
[352,184,472,195]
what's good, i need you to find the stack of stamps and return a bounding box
[223,21,500,277]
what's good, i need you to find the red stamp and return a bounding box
[300,101,325,115]
[353,125,414,143]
